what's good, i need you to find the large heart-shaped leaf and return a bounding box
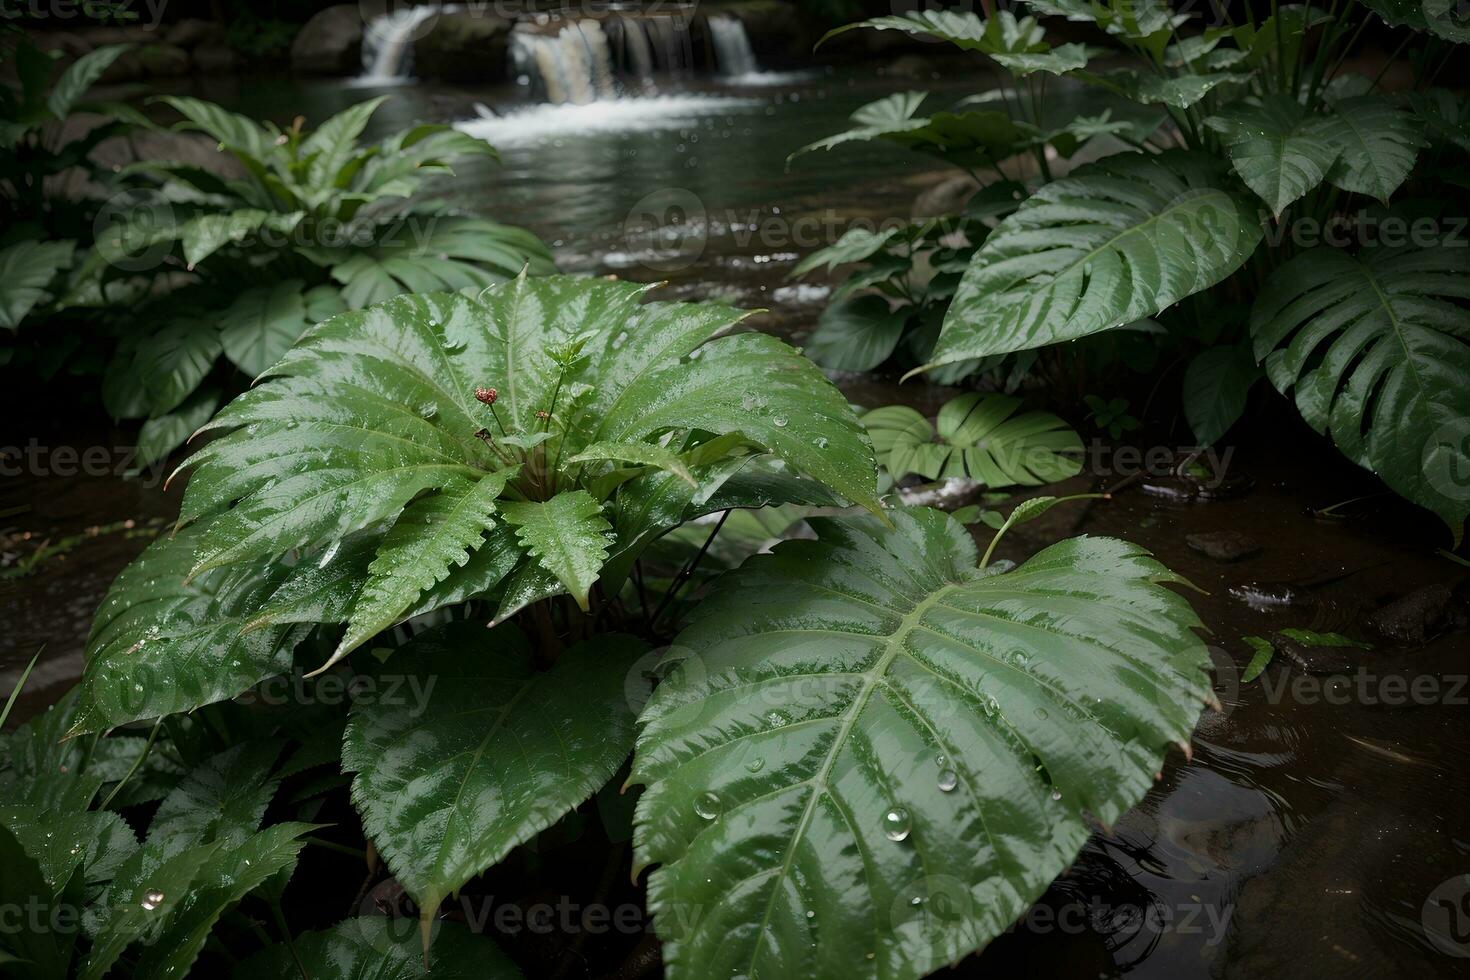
[1318,95,1425,202]
[631,508,1210,979]
[805,295,910,373]
[1206,97,1339,216]
[217,279,309,376]
[1250,241,1470,540]
[343,623,645,921]
[923,151,1262,372]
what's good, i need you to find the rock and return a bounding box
[191,44,239,74]
[715,1,815,67]
[411,10,513,82]
[164,18,224,49]
[291,4,364,76]
[35,32,92,58]
[913,174,980,218]
[1186,530,1262,562]
[1272,633,1364,674]
[1366,582,1467,644]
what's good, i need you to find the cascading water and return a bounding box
[707,13,759,78]
[510,20,618,105]
[360,4,452,82]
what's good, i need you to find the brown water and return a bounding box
[4,64,1469,979]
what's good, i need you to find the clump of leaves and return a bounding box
[864,392,1083,485]
[27,276,1218,979]
[73,95,552,466]
[806,1,1470,542]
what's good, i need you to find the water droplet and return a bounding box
[1034,707,1049,720]
[910,895,924,906]
[694,792,721,820]
[772,415,788,428]
[882,807,911,842]
[141,889,164,911]
[745,756,765,773]
[1050,789,1062,802]
[805,909,815,919]
[813,436,828,449]
[937,770,958,793]
[765,709,789,728]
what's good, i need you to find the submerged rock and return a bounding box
[1366,581,1469,644]
[1187,530,1262,563]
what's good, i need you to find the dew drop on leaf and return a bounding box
[745,756,764,773]
[140,889,164,911]
[693,792,721,821]
[882,807,911,842]
[937,770,958,793]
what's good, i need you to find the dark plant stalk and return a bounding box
[649,509,730,631]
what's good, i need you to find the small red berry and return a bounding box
[475,387,498,405]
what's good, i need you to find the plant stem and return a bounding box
[650,510,730,630]
[99,717,163,810]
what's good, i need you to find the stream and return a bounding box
[3,59,1469,979]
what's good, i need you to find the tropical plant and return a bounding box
[806,1,1470,542]
[863,392,1083,484]
[5,276,1215,979]
[68,94,552,466]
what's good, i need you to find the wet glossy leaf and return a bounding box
[1206,97,1339,215]
[148,742,282,858]
[1319,95,1425,202]
[1250,241,1470,540]
[1240,635,1274,683]
[632,508,1210,979]
[79,840,219,980]
[864,394,1082,485]
[1082,68,1237,109]
[500,489,611,611]
[926,151,1261,371]
[0,802,137,894]
[344,623,645,920]
[238,917,522,979]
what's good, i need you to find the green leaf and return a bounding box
[217,279,310,377]
[819,9,1094,77]
[132,822,312,979]
[1250,241,1470,541]
[1409,88,1470,153]
[0,240,74,330]
[805,294,909,373]
[79,840,220,980]
[301,96,389,189]
[179,209,301,268]
[632,509,1210,979]
[1240,635,1274,683]
[925,151,1262,371]
[865,394,1083,485]
[343,623,645,920]
[148,742,282,858]
[135,386,220,470]
[1231,5,1334,69]
[792,93,1035,169]
[238,917,522,979]
[566,441,696,486]
[0,802,137,894]
[500,490,611,611]
[792,226,904,277]
[1082,68,1238,109]
[1319,95,1425,202]
[1183,344,1261,446]
[68,527,304,735]
[334,468,518,664]
[1206,97,1339,215]
[48,44,129,119]
[132,316,223,417]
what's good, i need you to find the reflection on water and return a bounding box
[5,62,1469,979]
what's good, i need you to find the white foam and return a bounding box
[454,95,761,143]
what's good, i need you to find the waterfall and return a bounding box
[707,13,759,78]
[360,4,450,82]
[511,20,618,105]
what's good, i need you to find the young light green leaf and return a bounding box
[332,468,519,665]
[500,490,611,611]
[632,509,1210,980]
